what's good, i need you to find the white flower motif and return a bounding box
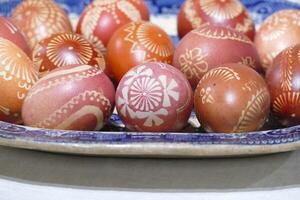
[117,66,180,128]
[136,109,168,127]
[117,86,136,118]
[124,65,153,85]
[130,76,163,111]
[159,75,179,107]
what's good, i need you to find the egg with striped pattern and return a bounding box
[22,64,115,131]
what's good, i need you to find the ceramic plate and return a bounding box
[1,0,300,157]
[0,119,300,157]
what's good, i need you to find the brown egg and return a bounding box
[173,24,262,89]
[194,63,270,133]
[177,0,255,40]
[22,65,115,131]
[0,38,38,124]
[33,33,106,76]
[255,9,300,70]
[0,16,31,56]
[76,0,149,54]
[266,44,300,127]
[11,0,72,51]
[116,62,193,132]
[107,21,175,82]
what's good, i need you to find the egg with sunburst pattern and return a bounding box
[0,38,38,124]
[266,44,300,127]
[33,33,106,76]
[177,0,255,40]
[11,0,72,50]
[107,21,175,82]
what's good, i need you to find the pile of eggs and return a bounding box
[1,0,300,134]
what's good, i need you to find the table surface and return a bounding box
[0,146,299,190]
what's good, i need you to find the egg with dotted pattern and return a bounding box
[107,21,175,82]
[177,0,255,40]
[22,64,115,131]
[115,62,193,132]
[11,0,73,51]
[266,44,300,127]
[0,38,38,124]
[194,63,270,133]
[33,33,106,76]
[0,16,31,56]
[173,24,262,90]
[76,0,149,54]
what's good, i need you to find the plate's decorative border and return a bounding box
[0,121,299,146]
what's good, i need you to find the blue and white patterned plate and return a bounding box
[1,0,300,157]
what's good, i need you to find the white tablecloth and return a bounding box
[2,177,300,200]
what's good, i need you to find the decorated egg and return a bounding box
[177,0,255,40]
[173,24,262,89]
[76,0,149,53]
[255,9,300,70]
[194,63,270,133]
[0,38,38,124]
[33,33,106,75]
[116,62,193,132]
[0,16,31,56]
[107,21,175,82]
[11,0,72,50]
[266,44,300,127]
[22,65,115,131]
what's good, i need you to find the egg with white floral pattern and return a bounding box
[115,62,193,132]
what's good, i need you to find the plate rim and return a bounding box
[0,121,299,157]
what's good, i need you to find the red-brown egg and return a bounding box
[173,24,262,89]
[194,63,270,133]
[116,62,193,132]
[107,21,175,82]
[76,0,149,53]
[266,44,300,127]
[33,33,106,76]
[22,65,115,131]
[0,16,31,56]
[11,0,72,51]
[255,9,300,70]
[177,0,255,40]
[0,38,38,124]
